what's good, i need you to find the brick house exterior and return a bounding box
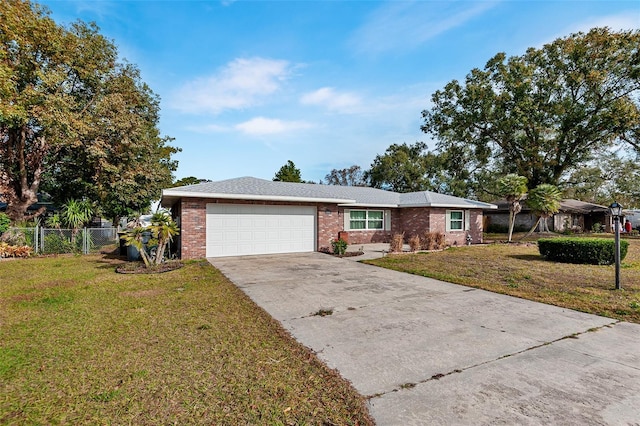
[162,177,495,259]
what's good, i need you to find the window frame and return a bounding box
[446,209,470,232]
[346,209,387,231]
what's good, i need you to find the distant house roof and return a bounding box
[161,176,496,210]
[487,198,609,214]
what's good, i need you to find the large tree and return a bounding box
[0,0,178,222]
[422,28,640,191]
[324,165,367,186]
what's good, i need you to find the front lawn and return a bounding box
[0,255,373,425]
[365,238,640,323]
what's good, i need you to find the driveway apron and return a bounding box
[209,252,640,425]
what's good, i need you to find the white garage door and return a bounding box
[206,204,316,257]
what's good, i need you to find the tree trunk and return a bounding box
[0,127,47,222]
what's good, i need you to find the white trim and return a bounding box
[162,190,354,205]
[446,209,465,232]
[347,209,386,231]
[465,210,471,231]
[337,203,398,208]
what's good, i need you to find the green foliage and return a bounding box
[331,238,348,255]
[538,238,629,265]
[273,160,303,183]
[366,142,430,192]
[422,28,640,193]
[524,184,562,235]
[324,165,367,186]
[564,152,640,208]
[42,234,76,254]
[0,213,10,234]
[497,174,528,242]
[591,223,604,233]
[171,176,212,187]
[1,0,178,222]
[123,212,179,267]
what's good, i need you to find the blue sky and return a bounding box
[40,0,639,183]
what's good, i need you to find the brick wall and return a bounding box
[179,198,207,259]
[173,197,486,259]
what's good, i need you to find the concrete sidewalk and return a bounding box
[209,252,640,425]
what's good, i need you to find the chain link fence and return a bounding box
[5,227,119,255]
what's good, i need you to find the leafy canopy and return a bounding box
[421,27,640,194]
[0,0,179,222]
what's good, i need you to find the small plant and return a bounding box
[389,233,404,253]
[42,233,75,254]
[0,242,33,258]
[313,308,333,317]
[408,234,421,252]
[591,222,604,233]
[331,238,348,255]
[0,212,10,234]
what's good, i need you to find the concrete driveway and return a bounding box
[209,252,640,425]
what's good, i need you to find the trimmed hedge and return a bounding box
[538,237,628,265]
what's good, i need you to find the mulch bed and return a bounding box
[116,260,184,274]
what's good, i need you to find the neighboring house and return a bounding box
[0,193,58,218]
[160,176,496,259]
[484,199,610,233]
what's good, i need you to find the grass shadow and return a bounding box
[507,254,545,261]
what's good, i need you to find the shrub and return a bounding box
[43,233,76,254]
[538,238,629,265]
[0,242,33,258]
[389,233,404,253]
[0,213,10,234]
[591,222,604,233]
[408,235,421,252]
[330,238,348,255]
[420,232,446,251]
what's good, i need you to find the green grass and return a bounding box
[0,255,373,425]
[366,235,640,324]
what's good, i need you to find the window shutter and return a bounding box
[465,210,470,231]
[445,210,451,232]
[343,209,350,230]
[385,210,391,230]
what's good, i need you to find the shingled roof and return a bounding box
[161,176,495,210]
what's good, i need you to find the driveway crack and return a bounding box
[366,320,620,400]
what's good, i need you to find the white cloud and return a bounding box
[300,87,362,112]
[350,1,499,55]
[171,57,294,115]
[235,117,313,136]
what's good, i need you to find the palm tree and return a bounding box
[149,212,179,264]
[522,184,562,237]
[60,199,93,245]
[122,226,153,267]
[497,174,528,242]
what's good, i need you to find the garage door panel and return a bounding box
[206,204,316,257]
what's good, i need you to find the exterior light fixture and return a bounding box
[609,202,623,290]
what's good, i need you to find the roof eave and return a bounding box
[160,190,355,206]
[400,203,497,209]
[337,203,399,208]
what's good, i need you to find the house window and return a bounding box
[446,210,469,232]
[349,210,384,230]
[449,210,463,230]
